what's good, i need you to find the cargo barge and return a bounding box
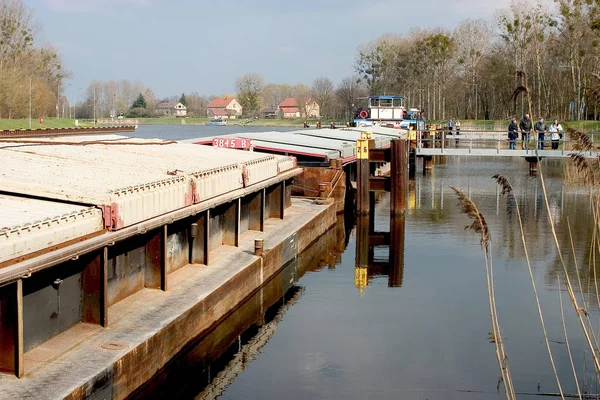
[0,134,336,399]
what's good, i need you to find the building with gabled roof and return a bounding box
[278,97,320,119]
[206,97,242,119]
[155,101,187,117]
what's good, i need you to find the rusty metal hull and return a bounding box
[0,199,336,399]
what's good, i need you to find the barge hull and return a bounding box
[0,198,335,400]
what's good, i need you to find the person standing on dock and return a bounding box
[534,117,547,150]
[447,119,454,135]
[549,119,563,150]
[519,114,532,150]
[455,120,461,135]
[508,118,518,150]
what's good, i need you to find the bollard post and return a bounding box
[318,183,329,198]
[254,239,264,256]
[390,139,407,215]
[356,138,370,215]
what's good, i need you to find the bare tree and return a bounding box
[261,83,293,109]
[336,76,367,121]
[454,19,493,119]
[292,83,311,118]
[312,77,335,118]
[235,73,264,115]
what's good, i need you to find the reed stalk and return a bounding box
[449,186,516,400]
[493,174,564,399]
[558,273,583,400]
[533,138,600,375]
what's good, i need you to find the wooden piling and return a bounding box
[390,140,407,215]
[356,138,370,215]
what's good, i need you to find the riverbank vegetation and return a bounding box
[357,1,600,122]
[0,0,69,120]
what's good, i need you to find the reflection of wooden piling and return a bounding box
[356,139,370,215]
[423,156,433,174]
[388,215,405,288]
[390,140,407,215]
[525,157,538,174]
[355,216,370,268]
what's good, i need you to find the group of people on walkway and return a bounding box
[447,119,461,135]
[508,114,563,150]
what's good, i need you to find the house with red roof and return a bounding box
[278,97,320,119]
[206,97,243,119]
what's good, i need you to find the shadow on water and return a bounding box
[129,222,345,400]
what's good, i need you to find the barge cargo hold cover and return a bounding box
[0,136,297,230]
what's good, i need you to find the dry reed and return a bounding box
[558,273,583,400]
[449,186,516,400]
[492,174,565,399]
[534,133,600,377]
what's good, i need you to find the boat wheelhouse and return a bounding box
[354,95,406,124]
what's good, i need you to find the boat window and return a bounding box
[370,98,380,107]
[380,99,392,107]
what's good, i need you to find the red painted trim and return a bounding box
[251,145,328,159]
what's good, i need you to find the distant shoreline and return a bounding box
[3,117,600,132]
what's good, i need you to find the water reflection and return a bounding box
[131,224,344,399]
[354,215,405,290]
[410,157,598,302]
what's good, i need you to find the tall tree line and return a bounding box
[0,0,69,119]
[355,0,600,121]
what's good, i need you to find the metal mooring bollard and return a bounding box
[254,239,264,256]
[190,223,199,239]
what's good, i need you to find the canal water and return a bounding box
[131,127,599,399]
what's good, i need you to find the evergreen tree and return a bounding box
[179,93,187,106]
[131,93,147,109]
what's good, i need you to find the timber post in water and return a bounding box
[390,139,407,215]
[355,135,408,216]
[356,137,371,215]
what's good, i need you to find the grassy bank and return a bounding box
[0,118,94,130]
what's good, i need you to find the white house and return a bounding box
[156,101,187,117]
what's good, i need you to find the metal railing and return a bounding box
[414,130,598,157]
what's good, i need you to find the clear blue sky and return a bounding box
[28,0,509,99]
